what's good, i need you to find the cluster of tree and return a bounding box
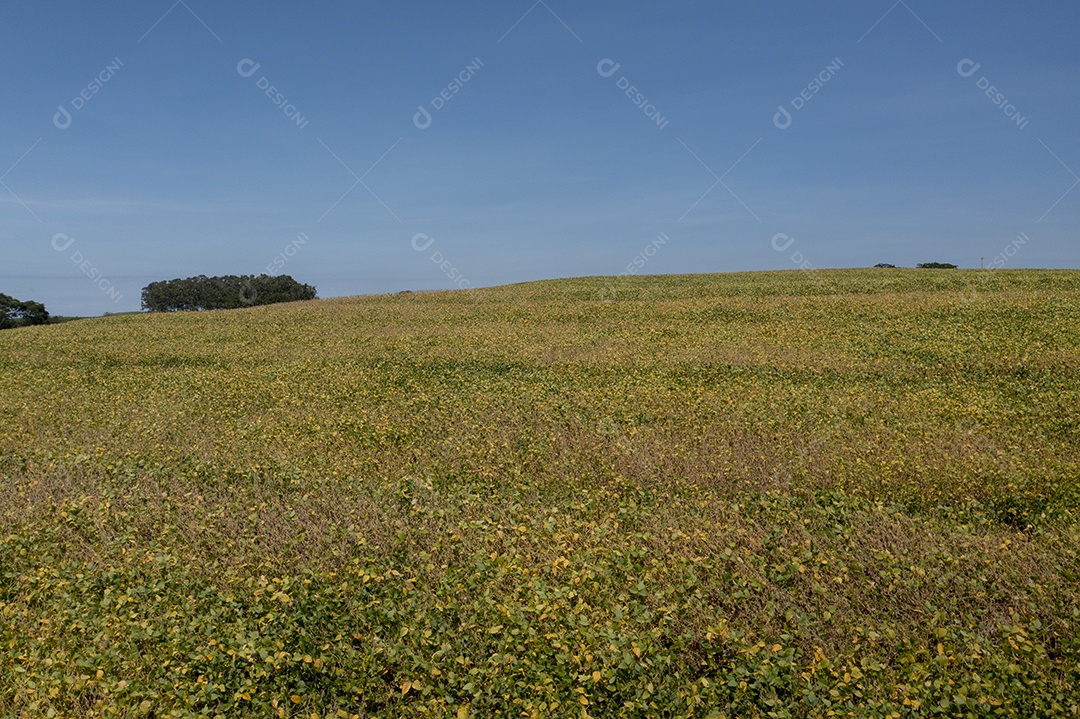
[141,274,317,312]
[0,293,49,330]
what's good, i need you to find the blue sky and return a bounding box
[2,1,1078,315]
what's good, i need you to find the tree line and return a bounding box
[0,293,49,329]
[141,274,317,312]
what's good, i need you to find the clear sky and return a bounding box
[2,1,1077,315]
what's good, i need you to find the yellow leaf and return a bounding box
[592,671,601,683]
[457,705,470,719]
[579,695,590,705]
[290,695,302,704]
[401,681,412,695]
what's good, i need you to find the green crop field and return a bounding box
[2,269,1079,718]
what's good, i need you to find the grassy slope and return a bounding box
[2,269,1079,717]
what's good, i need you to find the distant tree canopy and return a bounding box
[916,262,958,269]
[873,263,897,268]
[0,293,50,330]
[141,275,317,312]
